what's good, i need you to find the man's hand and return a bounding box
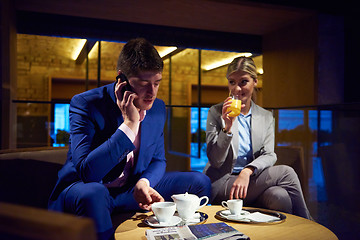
[115,75,140,132]
[134,179,164,210]
[229,167,254,199]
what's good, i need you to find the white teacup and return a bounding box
[221,199,243,215]
[151,202,176,224]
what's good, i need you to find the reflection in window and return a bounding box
[278,110,304,131]
[276,109,332,201]
[320,110,332,133]
[190,107,209,172]
[314,110,332,201]
[277,110,305,147]
[53,103,70,147]
[190,108,333,175]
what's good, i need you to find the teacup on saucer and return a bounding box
[146,215,182,227]
[220,209,250,217]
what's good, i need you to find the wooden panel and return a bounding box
[191,85,228,105]
[262,16,317,108]
[51,78,113,100]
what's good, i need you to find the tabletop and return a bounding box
[114,205,338,240]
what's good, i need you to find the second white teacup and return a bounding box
[221,199,243,215]
[151,202,176,224]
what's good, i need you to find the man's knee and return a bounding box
[76,183,110,208]
[194,172,211,186]
[187,172,211,198]
[66,182,113,236]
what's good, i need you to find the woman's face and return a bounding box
[227,70,257,107]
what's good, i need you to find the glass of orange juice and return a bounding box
[227,95,241,117]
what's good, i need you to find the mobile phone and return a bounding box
[116,73,133,95]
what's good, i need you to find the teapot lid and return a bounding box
[171,192,197,201]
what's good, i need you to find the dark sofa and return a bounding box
[0,147,68,209]
[0,147,98,240]
[0,145,307,208]
[0,145,307,206]
[0,145,307,239]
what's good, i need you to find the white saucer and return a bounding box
[219,209,250,220]
[144,215,182,227]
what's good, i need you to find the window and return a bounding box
[52,103,70,147]
[190,107,210,172]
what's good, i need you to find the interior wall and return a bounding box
[191,85,228,105]
[51,78,113,100]
[262,16,317,108]
[1,0,17,149]
[262,16,318,199]
[344,14,360,103]
[317,14,344,105]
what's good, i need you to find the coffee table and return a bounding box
[114,205,338,240]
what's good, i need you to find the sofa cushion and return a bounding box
[0,159,63,209]
[0,147,68,209]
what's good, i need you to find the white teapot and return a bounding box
[171,192,209,221]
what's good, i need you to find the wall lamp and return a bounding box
[74,42,180,64]
[159,47,177,58]
[159,47,185,60]
[75,40,97,65]
[72,39,87,60]
[202,52,253,71]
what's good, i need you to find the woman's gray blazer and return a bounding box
[204,101,277,199]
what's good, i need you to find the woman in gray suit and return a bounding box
[204,56,311,219]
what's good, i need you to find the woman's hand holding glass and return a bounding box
[227,95,242,117]
[222,97,236,132]
[222,96,244,132]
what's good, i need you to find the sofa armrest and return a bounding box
[0,202,96,240]
[275,145,308,198]
[0,147,68,165]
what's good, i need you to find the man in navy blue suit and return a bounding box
[48,38,211,240]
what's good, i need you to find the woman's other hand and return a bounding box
[229,167,254,199]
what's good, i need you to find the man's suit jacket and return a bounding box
[49,82,167,205]
[204,101,277,198]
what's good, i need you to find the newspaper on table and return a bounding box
[145,222,250,240]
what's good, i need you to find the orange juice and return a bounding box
[227,98,241,117]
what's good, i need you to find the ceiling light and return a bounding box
[88,41,99,59]
[158,47,177,58]
[74,40,97,65]
[72,39,87,60]
[258,68,264,75]
[202,52,253,71]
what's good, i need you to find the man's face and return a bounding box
[127,70,162,111]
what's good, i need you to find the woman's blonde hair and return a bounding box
[226,56,259,102]
[226,56,257,80]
